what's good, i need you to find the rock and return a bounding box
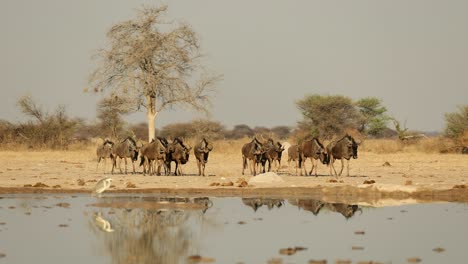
[248,172,284,185]
[237,180,248,187]
[77,179,85,186]
[33,182,49,188]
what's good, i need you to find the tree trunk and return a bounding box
[146,94,159,142]
[147,111,158,142]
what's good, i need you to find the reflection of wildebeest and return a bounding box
[193,197,213,214]
[96,139,114,173]
[325,203,362,219]
[194,138,213,176]
[242,137,264,176]
[326,135,359,177]
[287,145,300,175]
[242,198,284,212]
[299,138,329,176]
[290,199,362,219]
[260,140,285,173]
[139,137,168,175]
[289,199,325,215]
[166,138,191,176]
[111,137,139,174]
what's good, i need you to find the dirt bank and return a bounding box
[0,149,467,205]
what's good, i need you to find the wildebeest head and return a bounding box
[103,139,114,147]
[122,137,139,161]
[345,135,359,159]
[199,138,213,153]
[312,138,329,164]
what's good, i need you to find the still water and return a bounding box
[0,194,467,264]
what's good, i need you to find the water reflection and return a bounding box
[92,212,115,232]
[88,196,213,264]
[289,199,362,219]
[242,198,284,212]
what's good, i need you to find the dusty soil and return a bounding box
[0,148,467,205]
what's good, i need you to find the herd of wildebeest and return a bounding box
[96,134,360,177]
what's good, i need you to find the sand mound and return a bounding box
[248,172,285,185]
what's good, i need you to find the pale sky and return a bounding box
[1,0,467,132]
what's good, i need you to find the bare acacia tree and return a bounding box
[89,5,220,142]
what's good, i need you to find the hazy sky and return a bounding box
[1,0,467,132]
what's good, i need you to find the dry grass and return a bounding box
[359,137,459,154]
[0,137,463,157]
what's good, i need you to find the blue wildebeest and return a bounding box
[194,138,213,176]
[139,137,168,175]
[166,138,191,176]
[287,144,300,175]
[96,139,114,173]
[326,134,359,177]
[299,138,328,176]
[111,137,139,174]
[241,137,265,176]
[259,139,285,173]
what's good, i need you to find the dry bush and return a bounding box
[360,137,459,154]
[360,139,404,153]
[405,137,457,153]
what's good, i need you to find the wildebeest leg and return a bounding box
[174,162,179,176]
[338,158,345,176]
[132,159,136,174]
[111,157,116,174]
[178,162,183,176]
[96,157,101,172]
[242,156,247,175]
[346,159,350,177]
[330,156,338,176]
[197,160,202,176]
[312,158,318,177]
[309,158,315,176]
[288,158,292,175]
[251,159,257,176]
[124,158,128,174]
[118,158,123,174]
[201,161,206,176]
[301,157,308,176]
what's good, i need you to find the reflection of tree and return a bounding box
[242,198,284,212]
[289,199,362,219]
[88,197,213,264]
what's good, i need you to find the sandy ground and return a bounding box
[0,148,467,204]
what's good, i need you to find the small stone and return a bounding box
[407,257,421,263]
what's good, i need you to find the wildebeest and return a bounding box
[325,203,362,219]
[242,198,284,212]
[193,197,213,214]
[139,137,168,175]
[259,140,285,173]
[241,137,265,176]
[166,138,191,176]
[289,199,362,219]
[326,134,359,177]
[96,139,114,173]
[289,199,324,215]
[299,138,328,176]
[111,137,139,174]
[194,138,213,176]
[287,145,300,175]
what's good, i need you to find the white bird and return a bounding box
[93,177,112,195]
[93,212,114,232]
